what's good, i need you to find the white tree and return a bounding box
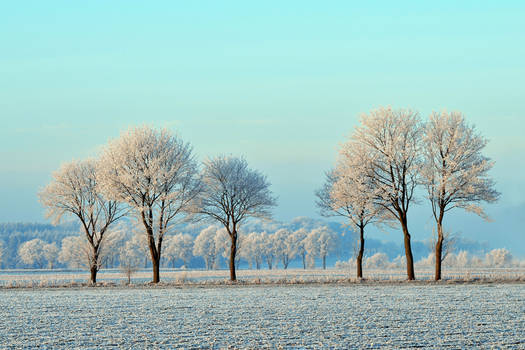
[18,239,46,268]
[317,226,337,270]
[485,248,513,267]
[197,156,277,281]
[243,232,265,269]
[261,231,277,270]
[119,234,145,284]
[58,229,123,274]
[97,126,201,283]
[58,236,90,269]
[193,225,218,270]
[273,228,296,269]
[164,233,194,268]
[42,242,59,269]
[422,111,500,280]
[317,140,388,278]
[290,228,308,269]
[39,159,126,284]
[352,107,422,280]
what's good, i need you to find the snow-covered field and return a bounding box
[0,267,524,287]
[1,283,524,348]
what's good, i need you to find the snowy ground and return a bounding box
[0,267,524,287]
[1,283,524,348]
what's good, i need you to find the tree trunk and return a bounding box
[356,224,365,279]
[401,216,416,280]
[435,221,444,281]
[152,257,160,283]
[229,231,237,281]
[267,257,273,270]
[302,252,306,269]
[322,255,326,270]
[90,265,97,285]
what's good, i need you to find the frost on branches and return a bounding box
[422,111,500,280]
[349,107,422,280]
[317,140,387,278]
[39,159,126,284]
[97,126,201,283]
[197,156,277,281]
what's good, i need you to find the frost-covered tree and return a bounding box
[273,228,295,269]
[304,227,336,269]
[290,228,308,269]
[485,248,513,267]
[261,232,277,270]
[317,140,387,278]
[97,126,201,283]
[353,107,422,280]
[214,227,245,270]
[243,232,266,269]
[197,156,276,281]
[422,111,500,280]
[42,242,59,269]
[39,159,126,284]
[193,225,218,270]
[58,236,89,269]
[59,230,123,274]
[18,239,46,268]
[164,233,194,268]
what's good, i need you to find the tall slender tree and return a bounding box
[353,107,422,280]
[317,141,387,278]
[39,159,125,284]
[97,126,201,283]
[422,111,499,280]
[197,156,276,281]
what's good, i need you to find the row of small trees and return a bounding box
[19,225,338,271]
[39,127,276,284]
[317,108,499,281]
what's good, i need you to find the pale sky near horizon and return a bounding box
[1,2,524,254]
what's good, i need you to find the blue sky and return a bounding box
[1,2,524,254]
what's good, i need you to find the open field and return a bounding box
[0,267,524,288]
[1,283,524,348]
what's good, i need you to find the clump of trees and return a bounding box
[38,126,277,283]
[319,107,499,280]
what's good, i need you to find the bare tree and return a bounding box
[353,107,422,280]
[197,156,276,281]
[422,111,500,280]
[39,159,125,284]
[97,126,201,283]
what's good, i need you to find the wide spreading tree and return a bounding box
[97,126,201,283]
